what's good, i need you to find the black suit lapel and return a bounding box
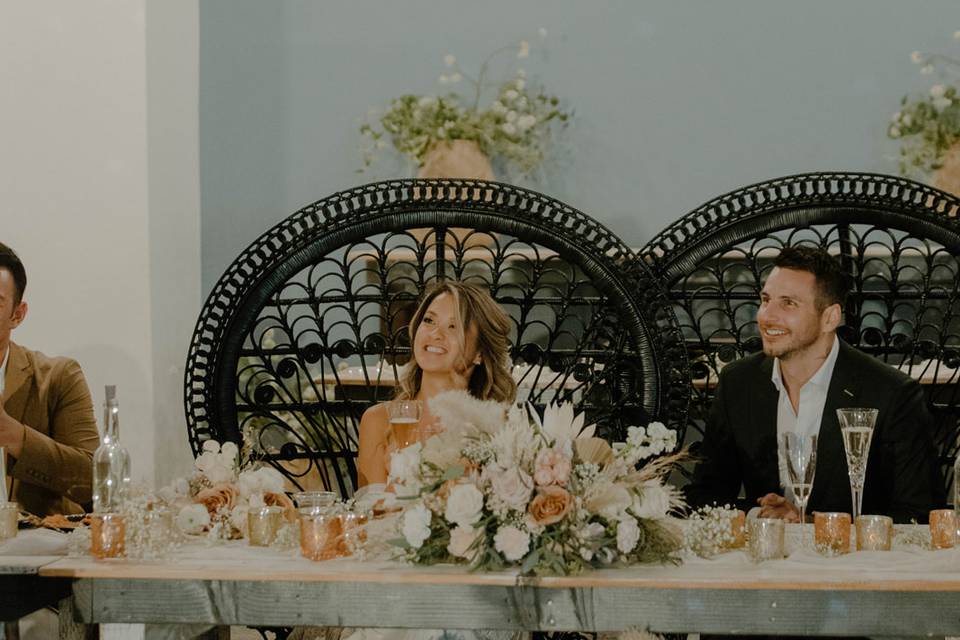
[809,342,859,513]
[751,357,782,493]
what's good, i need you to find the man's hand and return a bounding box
[757,493,800,522]
[0,397,26,458]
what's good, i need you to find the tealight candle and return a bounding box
[299,508,342,561]
[929,509,957,549]
[90,513,126,559]
[814,512,851,556]
[747,517,785,562]
[855,515,893,551]
[247,506,283,546]
[0,502,18,542]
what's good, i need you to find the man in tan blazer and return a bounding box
[1,242,99,516]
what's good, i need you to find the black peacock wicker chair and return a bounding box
[640,171,960,499]
[185,179,690,499]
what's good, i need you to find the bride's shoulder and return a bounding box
[360,402,389,425]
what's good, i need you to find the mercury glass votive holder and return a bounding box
[299,508,342,561]
[337,510,371,557]
[747,517,785,562]
[814,512,851,556]
[929,509,958,549]
[855,515,893,551]
[0,502,18,542]
[90,513,126,559]
[248,506,284,546]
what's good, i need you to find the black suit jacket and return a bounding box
[685,340,943,523]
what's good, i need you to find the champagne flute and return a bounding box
[837,407,878,521]
[779,432,818,526]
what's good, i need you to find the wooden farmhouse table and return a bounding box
[30,527,960,638]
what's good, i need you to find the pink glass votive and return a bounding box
[855,515,893,551]
[299,508,342,561]
[814,512,851,555]
[90,513,126,559]
[929,509,957,549]
[0,502,18,542]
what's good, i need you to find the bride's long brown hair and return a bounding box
[395,282,517,403]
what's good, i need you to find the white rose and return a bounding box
[505,109,518,122]
[491,100,507,114]
[494,525,530,562]
[933,97,953,112]
[402,503,432,549]
[501,123,517,136]
[930,84,947,98]
[626,426,646,447]
[489,466,533,511]
[632,479,671,520]
[388,442,422,485]
[444,483,485,527]
[175,503,210,534]
[202,440,220,453]
[447,525,481,559]
[220,442,239,459]
[616,516,641,553]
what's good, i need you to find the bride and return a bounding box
[357,281,517,488]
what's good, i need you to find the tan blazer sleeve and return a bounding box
[13,358,99,505]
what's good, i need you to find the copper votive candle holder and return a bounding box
[0,502,18,542]
[299,508,342,561]
[814,512,851,555]
[248,506,283,546]
[748,517,785,562]
[722,509,746,549]
[929,509,957,549]
[90,513,126,559]
[855,515,893,551]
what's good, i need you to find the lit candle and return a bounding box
[929,509,957,549]
[90,513,126,559]
[747,517,785,562]
[855,515,892,551]
[247,506,283,546]
[814,512,851,555]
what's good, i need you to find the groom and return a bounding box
[685,246,942,523]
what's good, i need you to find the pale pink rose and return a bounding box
[493,525,530,561]
[488,466,533,511]
[447,525,482,559]
[534,447,572,486]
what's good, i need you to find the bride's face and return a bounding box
[413,292,480,375]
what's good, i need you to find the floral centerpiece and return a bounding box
[888,30,960,188]
[388,392,684,576]
[159,440,296,540]
[359,30,571,180]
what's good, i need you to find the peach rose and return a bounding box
[195,483,239,516]
[264,491,297,523]
[528,485,572,525]
[534,447,572,486]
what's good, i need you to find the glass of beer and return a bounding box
[386,400,421,452]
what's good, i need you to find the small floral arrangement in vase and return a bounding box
[888,30,960,194]
[359,29,571,182]
[389,391,684,576]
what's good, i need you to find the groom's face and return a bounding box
[757,267,828,360]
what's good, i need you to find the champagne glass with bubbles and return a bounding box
[837,407,878,521]
[779,433,818,526]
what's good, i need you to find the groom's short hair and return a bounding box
[773,245,850,310]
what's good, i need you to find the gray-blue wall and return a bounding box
[200,0,957,293]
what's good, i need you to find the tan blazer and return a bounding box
[3,342,99,515]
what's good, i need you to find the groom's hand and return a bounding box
[757,493,800,522]
[0,397,25,458]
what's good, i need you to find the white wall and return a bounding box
[0,0,200,486]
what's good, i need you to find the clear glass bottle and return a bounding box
[92,385,131,513]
